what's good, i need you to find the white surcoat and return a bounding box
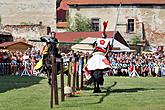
[96,38,110,51]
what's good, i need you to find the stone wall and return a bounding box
[0,0,56,29]
[69,5,165,47]
[0,24,47,47]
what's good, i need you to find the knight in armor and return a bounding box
[49,32,62,58]
[34,31,61,76]
[83,21,111,89]
[41,32,61,59]
[42,42,50,61]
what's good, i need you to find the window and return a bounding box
[91,18,100,31]
[127,19,135,33]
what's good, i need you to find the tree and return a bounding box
[131,35,141,45]
[67,13,94,32]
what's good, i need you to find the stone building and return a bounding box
[0,0,56,44]
[58,0,165,48]
[0,0,56,27]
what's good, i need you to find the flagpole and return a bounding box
[111,2,122,48]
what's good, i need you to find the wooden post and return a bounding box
[80,57,84,90]
[76,57,79,90]
[72,57,76,92]
[67,57,71,87]
[50,55,54,108]
[5,63,7,75]
[60,58,65,101]
[50,55,59,108]
[53,56,59,105]
[50,81,54,108]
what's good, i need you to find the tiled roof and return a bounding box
[67,0,165,5]
[56,31,114,42]
[0,41,33,48]
[55,31,129,47]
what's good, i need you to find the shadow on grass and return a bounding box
[62,81,165,108]
[62,82,118,108]
[96,81,117,104]
[96,84,161,104]
[110,88,155,93]
[0,75,45,93]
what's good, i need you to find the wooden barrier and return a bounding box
[80,57,84,90]
[50,55,59,108]
[67,58,71,87]
[72,57,76,92]
[76,57,79,89]
[60,58,65,101]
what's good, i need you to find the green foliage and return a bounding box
[67,13,94,32]
[66,16,75,32]
[131,35,141,45]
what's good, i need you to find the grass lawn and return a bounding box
[0,76,165,110]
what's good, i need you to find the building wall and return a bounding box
[69,5,165,46]
[0,0,56,29]
[0,25,47,47]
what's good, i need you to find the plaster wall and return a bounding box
[69,5,165,46]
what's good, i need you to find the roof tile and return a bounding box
[56,31,114,42]
[0,41,33,47]
[67,0,165,5]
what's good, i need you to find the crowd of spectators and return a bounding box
[59,51,165,77]
[61,51,165,77]
[0,48,42,75]
[0,47,164,77]
[108,52,165,77]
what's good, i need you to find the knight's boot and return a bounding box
[93,87,101,93]
[93,87,98,93]
[97,87,101,93]
[100,78,104,85]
